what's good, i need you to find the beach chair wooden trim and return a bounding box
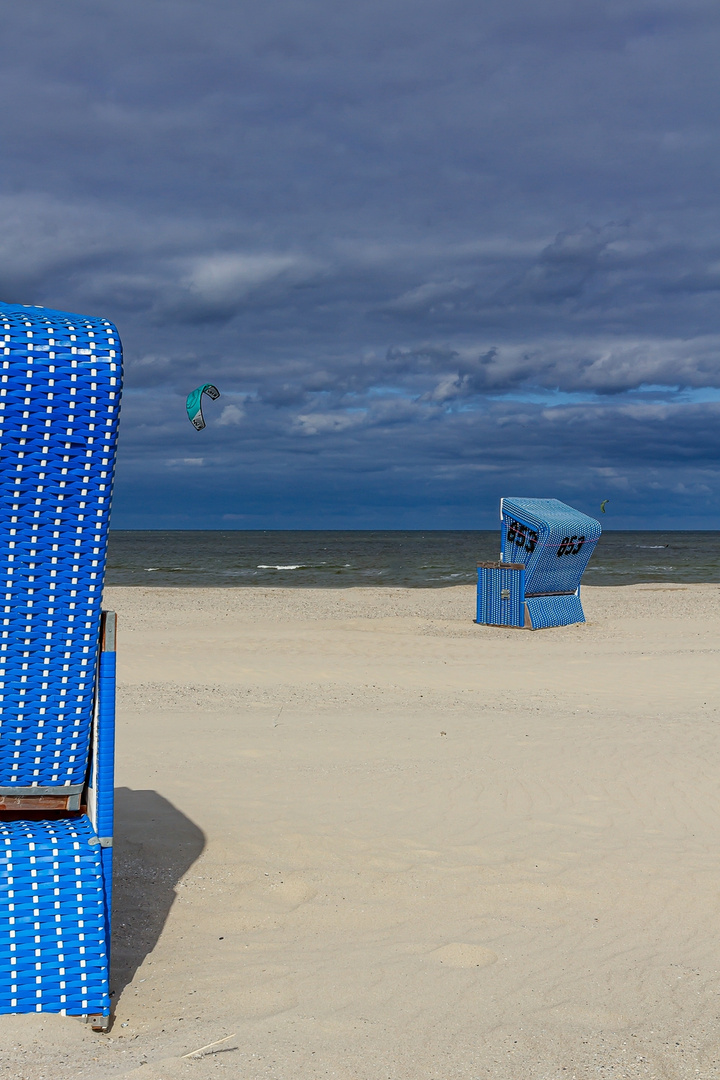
[0,793,81,811]
[0,785,84,795]
[477,561,525,570]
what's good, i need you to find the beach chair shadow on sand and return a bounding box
[476,497,602,630]
[111,788,205,997]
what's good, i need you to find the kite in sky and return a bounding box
[600,499,609,513]
[186,384,220,430]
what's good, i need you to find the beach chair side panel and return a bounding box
[86,611,116,946]
[476,562,526,627]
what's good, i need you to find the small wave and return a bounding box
[638,545,668,549]
[257,564,304,570]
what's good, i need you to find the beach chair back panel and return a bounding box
[0,303,121,789]
[501,497,601,597]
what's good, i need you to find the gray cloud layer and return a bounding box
[3,0,720,526]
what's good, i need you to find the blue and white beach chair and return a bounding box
[476,498,601,630]
[0,302,121,1028]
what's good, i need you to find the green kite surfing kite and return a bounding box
[186,384,220,430]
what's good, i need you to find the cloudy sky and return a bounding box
[3,0,720,528]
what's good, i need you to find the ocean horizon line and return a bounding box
[105,529,719,589]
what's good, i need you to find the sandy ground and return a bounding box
[2,583,720,1079]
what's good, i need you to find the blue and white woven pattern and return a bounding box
[500,497,601,597]
[476,565,525,627]
[0,303,121,789]
[0,817,110,1016]
[525,593,585,630]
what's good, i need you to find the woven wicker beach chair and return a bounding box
[0,301,121,1027]
[476,497,601,630]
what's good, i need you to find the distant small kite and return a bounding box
[600,499,609,514]
[186,384,220,431]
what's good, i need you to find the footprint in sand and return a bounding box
[541,1004,630,1030]
[258,874,317,911]
[235,982,299,1019]
[430,943,497,968]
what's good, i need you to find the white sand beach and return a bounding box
[2,583,720,1079]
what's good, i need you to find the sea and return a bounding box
[105,531,720,588]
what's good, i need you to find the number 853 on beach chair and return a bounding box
[476,498,601,630]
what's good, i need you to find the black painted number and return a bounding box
[557,535,585,557]
[507,518,539,554]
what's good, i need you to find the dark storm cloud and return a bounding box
[113,391,720,528]
[3,0,720,525]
